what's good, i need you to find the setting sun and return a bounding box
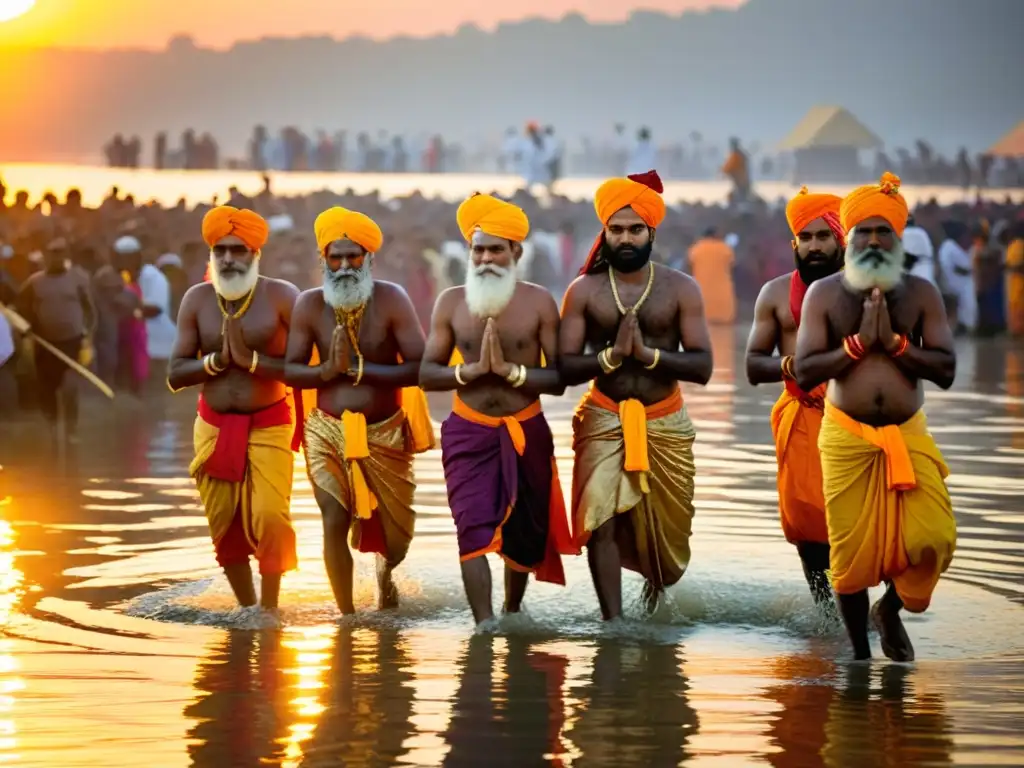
[0,0,33,24]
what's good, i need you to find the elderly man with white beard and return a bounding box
[284,207,433,616]
[419,193,576,630]
[168,206,301,617]
[795,173,957,662]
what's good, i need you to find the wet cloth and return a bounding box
[440,397,575,584]
[303,407,417,565]
[190,395,298,575]
[769,270,828,545]
[818,402,957,612]
[571,385,696,591]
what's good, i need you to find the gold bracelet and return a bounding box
[353,354,364,386]
[512,364,527,388]
[203,354,216,376]
[209,352,226,373]
[598,348,621,374]
[454,363,466,386]
[644,349,661,370]
[505,363,521,385]
[248,350,259,374]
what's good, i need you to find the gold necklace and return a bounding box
[609,262,655,315]
[217,285,257,320]
[334,303,366,356]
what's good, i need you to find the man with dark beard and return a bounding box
[284,207,434,615]
[560,171,713,620]
[795,173,957,662]
[420,193,574,630]
[744,187,845,606]
[168,206,300,620]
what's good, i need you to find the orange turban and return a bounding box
[593,170,666,228]
[314,206,384,254]
[786,186,842,235]
[456,193,530,242]
[840,172,909,237]
[201,206,269,252]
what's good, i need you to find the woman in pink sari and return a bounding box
[118,272,149,393]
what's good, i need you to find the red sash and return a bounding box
[197,395,296,482]
[784,271,824,408]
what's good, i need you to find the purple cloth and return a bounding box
[440,409,554,570]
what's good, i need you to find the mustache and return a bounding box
[855,249,891,266]
[474,265,507,276]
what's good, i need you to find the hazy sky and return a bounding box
[0,0,744,48]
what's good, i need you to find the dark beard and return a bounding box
[603,240,653,274]
[794,249,842,286]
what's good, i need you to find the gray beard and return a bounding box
[843,234,905,292]
[464,264,517,318]
[322,259,373,310]
[210,253,260,300]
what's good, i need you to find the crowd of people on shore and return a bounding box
[1,172,1022,423]
[101,124,1024,189]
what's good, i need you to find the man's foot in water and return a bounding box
[640,580,660,614]
[870,599,915,662]
[376,556,399,610]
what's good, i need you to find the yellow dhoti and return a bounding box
[303,407,419,566]
[190,396,297,575]
[571,386,696,590]
[818,402,957,612]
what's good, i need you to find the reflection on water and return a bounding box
[0,330,1023,765]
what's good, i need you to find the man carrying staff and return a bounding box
[15,236,96,443]
[420,193,574,629]
[168,206,300,616]
[285,206,433,615]
[745,187,845,606]
[560,171,712,620]
[795,173,957,661]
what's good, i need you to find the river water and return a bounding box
[0,328,1022,767]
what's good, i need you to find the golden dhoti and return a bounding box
[571,386,696,590]
[770,382,829,545]
[818,402,957,612]
[303,407,417,566]
[190,396,298,575]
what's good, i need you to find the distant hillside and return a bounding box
[1,0,1020,163]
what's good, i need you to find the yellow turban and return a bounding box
[201,206,269,252]
[840,172,909,237]
[786,186,842,236]
[456,193,530,242]
[314,206,384,254]
[593,170,666,228]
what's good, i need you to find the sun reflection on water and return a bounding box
[0,494,26,764]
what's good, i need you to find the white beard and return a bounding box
[843,231,905,292]
[209,252,260,300]
[322,256,374,311]
[465,263,517,318]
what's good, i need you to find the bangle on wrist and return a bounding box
[780,354,795,380]
[644,349,661,371]
[454,363,467,386]
[599,347,621,374]
[248,350,259,374]
[842,334,866,361]
[353,354,364,385]
[890,334,910,357]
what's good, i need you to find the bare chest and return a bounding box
[827,290,922,340]
[197,295,283,353]
[315,302,398,362]
[586,279,678,339]
[453,301,541,361]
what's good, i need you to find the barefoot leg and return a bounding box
[503,564,529,613]
[460,556,494,625]
[587,516,622,620]
[260,572,282,610]
[838,589,872,660]
[871,583,915,662]
[797,541,836,608]
[224,562,258,607]
[376,554,399,610]
[313,487,356,615]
